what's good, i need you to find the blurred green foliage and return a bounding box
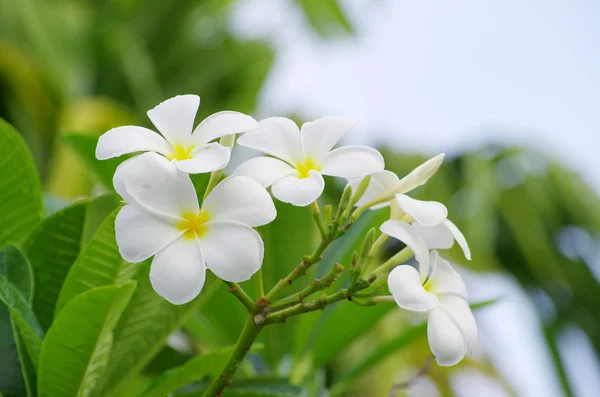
[1,1,600,397]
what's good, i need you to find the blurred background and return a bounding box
[1,0,599,396]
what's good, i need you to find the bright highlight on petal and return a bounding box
[395,194,448,227]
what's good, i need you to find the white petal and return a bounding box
[300,116,357,161]
[147,95,199,145]
[427,251,468,299]
[271,170,325,207]
[395,194,448,227]
[388,265,438,312]
[396,153,445,194]
[380,220,430,280]
[439,294,478,355]
[123,152,199,219]
[233,157,296,188]
[191,111,258,145]
[150,237,206,304]
[412,222,455,249]
[200,221,263,282]
[115,204,181,263]
[348,170,400,209]
[320,145,384,178]
[174,143,230,174]
[444,219,472,260]
[428,305,468,366]
[236,117,304,165]
[201,175,276,227]
[113,156,143,203]
[96,126,172,160]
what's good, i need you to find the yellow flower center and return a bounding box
[177,211,210,240]
[169,144,195,161]
[296,158,320,179]
[423,279,435,293]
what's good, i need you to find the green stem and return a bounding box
[253,268,265,300]
[269,263,344,311]
[370,247,414,278]
[264,289,351,324]
[202,316,262,397]
[224,281,255,311]
[264,240,330,303]
[311,201,327,239]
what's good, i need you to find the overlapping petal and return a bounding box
[300,116,357,161]
[96,126,172,160]
[233,157,296,188]
[237,117,304,165]
[439,294,478,355]
[202,175,276,227]
[412,219,471,260]
[147,95,199,145]
[200,221,264,282]
[174,143,230,174]
[427,252,468,299]
[380,219,430,279]
[150,237,206,304]
[427,305,468,366]
[115,204,182,263]
[271,170,325,207]
[395,194,448,226]
[320,145,384,178]
[122,153,199,219]
[388,265,438,312]
[191,111,258,146]
[444,219,472,260]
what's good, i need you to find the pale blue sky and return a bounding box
[231,1,600,396]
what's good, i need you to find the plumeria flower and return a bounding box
[348,153,445,210]
[388,251,478,366]
[96,95,258,174]
[233,117,385,206]
[113,152,276,304]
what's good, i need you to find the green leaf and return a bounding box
[95,262,207,397]
[0,118,44,248]
[24,200,89,330]
[81,193,121,246]
[37,282,137,397]
[56,209,138,315]
[0,274,43,397]
[175,378,303,397]
[141,347,233,397]
[0,245,34,304]
[63,133,125,191]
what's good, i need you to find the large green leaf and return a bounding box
[175,378,303,397]
[0,245,34,303]
[24,200,89,330]
[24,195,118,330]
[56,209,138,315]
[141,347,234,397]
[95,262,207,397]
[37,282,137,397]
[0,118,44,247]
[0,272,43,397]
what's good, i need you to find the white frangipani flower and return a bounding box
[348,153,446,209]
[392,194,471,261]
[388,251,478,366]
[113,152,276,304]
[234,117,385,206]
[96,95,258,174]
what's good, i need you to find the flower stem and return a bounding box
[202,316,262,397]
[311,201,328,239]
[253,268,265,300]
[269,263,344,311]
[224,281,255,311]
[264,289,351,324]
[264,240,329,303]
[370,247,414,279]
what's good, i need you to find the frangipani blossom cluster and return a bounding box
[95,94,478,369]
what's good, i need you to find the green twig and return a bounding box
[269,263,344,311]
[202,316,262,397]
[253,268,265,301]
[311,201,327,239]
[370,247,414,279]
[224,281,255,312]
[263,289,352,324]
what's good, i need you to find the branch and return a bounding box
[262,289,351,324]
[224,281,255,311]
